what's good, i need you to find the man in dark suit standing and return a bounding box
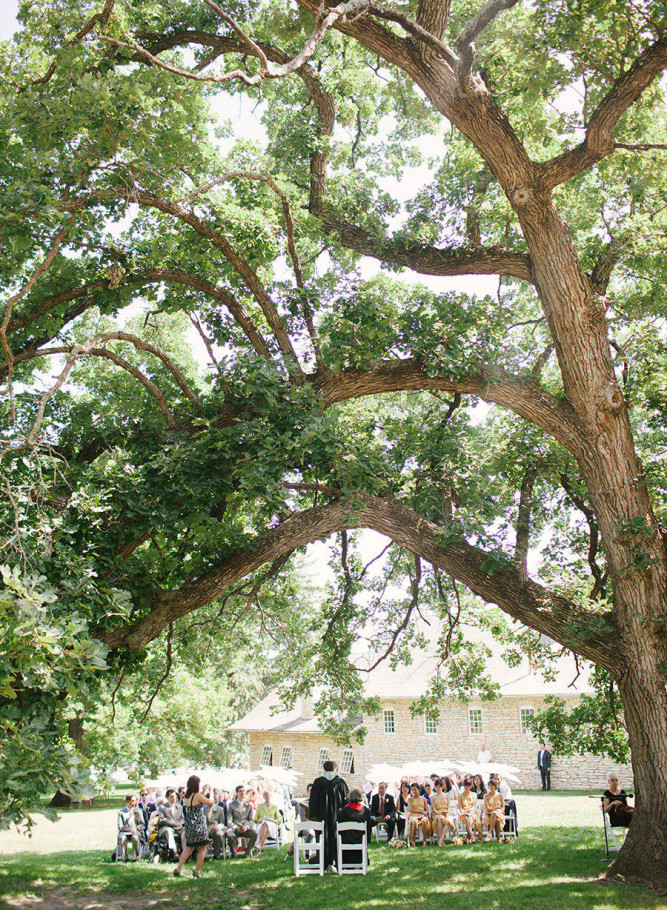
[537,743,551,790]
[370,781,397,841]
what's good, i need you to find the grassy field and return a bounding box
[1,792,664,910]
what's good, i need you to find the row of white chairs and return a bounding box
[293,821,368,876]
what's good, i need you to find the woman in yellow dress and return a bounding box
[407,783,431,846]
[483,778,505,842]
[430,779,456,845]
[255,790,282,854]
[458,777,482,843]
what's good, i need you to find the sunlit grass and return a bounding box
[1,792,662,910]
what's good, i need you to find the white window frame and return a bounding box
[316,747,330,771]
[260,745,273,766]
[520,706,535,737]
[280,746,292,769]
[383,709,396,734]
[340,748,354,774]
[468,707,483,735]
[424,715,437,735]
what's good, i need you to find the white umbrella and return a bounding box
[399,759,458,780]
[451,761,522,783]
[250,765,302,788]
[365,763,403,783]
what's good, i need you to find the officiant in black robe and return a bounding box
[308,760,349,869]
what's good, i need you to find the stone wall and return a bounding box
[248,695,633,793]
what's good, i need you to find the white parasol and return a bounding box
[450,761,522,783]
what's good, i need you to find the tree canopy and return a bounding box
[0,0,666,883]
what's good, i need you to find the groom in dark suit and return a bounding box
[537,743,551,790]
[370,782,397,841]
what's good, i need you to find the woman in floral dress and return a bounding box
[173,776,213,878]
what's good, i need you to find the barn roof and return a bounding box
[230,616,592,734]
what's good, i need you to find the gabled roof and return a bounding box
[230,617,592,734]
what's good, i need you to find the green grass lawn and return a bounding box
[0,792,663,910]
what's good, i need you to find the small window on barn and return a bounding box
[340,749,354,774]
[520,707,535,737]
[424,716,437,735]
[280,746,292,769]
[468,708,483,735]
[383,709,395,734]
[260,745,273,766]
[316,748,330,771]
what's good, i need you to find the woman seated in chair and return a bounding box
[458,777,482,843]
[396,781,411,839]
[603,774,633,827]
[482,778,505,842]
[407,782,431,846]
[255,790,282,854]
[430,779,456,845]
[337,788,375,866]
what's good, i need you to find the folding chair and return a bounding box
[373,819,390,842]
[601,800,628,857]
[294,820,324,876]
[336,821,368,875]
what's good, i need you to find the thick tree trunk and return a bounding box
[611,661,667,884]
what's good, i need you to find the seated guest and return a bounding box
[430,778,456,845]
[370,782,397,841]
[407,783,431,846]
[246,788,258,812]
[396,782,411,840]
[471,774,486,798]
[338,788,375,866]
[117,795,142,862]
[603,775,633,827]
[207,800,230,859]
[422,781,433,806]
[159,789,186,859]
[228,785,257,857]
[483,778,505,842]
[458,777,482,843]
[255,790,282,854]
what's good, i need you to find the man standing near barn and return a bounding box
[537,743,552,791]
[309,760,348,871]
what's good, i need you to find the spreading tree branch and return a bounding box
[541,34,667,188]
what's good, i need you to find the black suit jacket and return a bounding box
[537,749,551,770]
[370,793,397,818]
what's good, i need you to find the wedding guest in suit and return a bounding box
[338,788,375,866]
[159,789,186,859]
[117,795,141,862]
[537,743,552,790]
[228,785,257,857]
[207,800,230,859]
[370,782,397,841]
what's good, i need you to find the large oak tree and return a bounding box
[1,0,666,883]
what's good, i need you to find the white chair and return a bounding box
[373,820,390,842]
[294,820,324,876]
[336,821,368,875]
[601,802,628,856]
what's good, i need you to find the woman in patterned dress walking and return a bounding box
[173,775,213,878]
